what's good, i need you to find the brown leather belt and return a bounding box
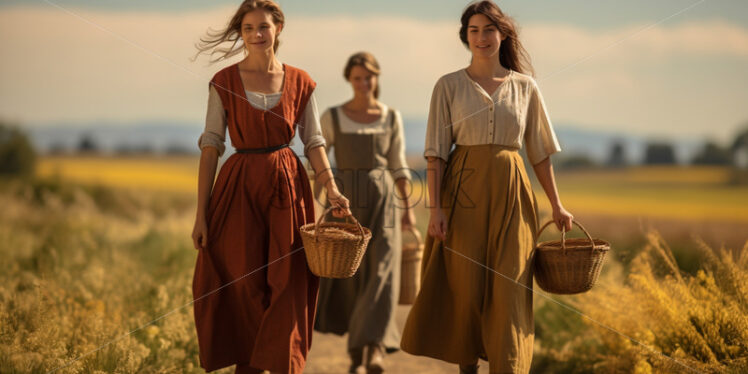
[235,143,289,154]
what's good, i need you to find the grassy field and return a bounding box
[36,156,748,222]
[35,154,748,278]
[36,155,748,254]
[546,166,748,222]
[4,155,744,372]
[36,155,199,194]
[0,177,200,373]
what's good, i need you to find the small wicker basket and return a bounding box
[399,227,424,305]
[534,220,610,295]
[300,206,372,279]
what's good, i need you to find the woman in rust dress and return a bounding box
[190,1,350,373]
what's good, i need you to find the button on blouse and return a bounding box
[423,68,561,165]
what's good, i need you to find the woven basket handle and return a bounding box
[537,219,595,255]
[403,226,423,247]
[315,206,366,245]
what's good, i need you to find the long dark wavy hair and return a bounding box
[459,0,535,76]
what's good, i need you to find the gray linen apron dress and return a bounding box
[313,107,402,354]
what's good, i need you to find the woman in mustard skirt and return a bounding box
[400,1,573,373]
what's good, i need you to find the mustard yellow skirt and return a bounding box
[400,144,539,374]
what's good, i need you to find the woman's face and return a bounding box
[466,13,503,59]
[348,65,378,97]
[241,9,281,53]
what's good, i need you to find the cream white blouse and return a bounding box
[320,104,412,181]
[197,84,326,157]
[423,68,561,165]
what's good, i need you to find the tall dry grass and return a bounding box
[533,231,748,373]
[0,177,210,373]
[2,175,746,373]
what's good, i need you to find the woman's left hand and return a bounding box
[552,204,574,232]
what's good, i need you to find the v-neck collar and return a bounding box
[463,68,513,99]
[234,62,288,112]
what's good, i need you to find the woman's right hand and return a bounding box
[428,208,448,241]
[327,187,352,218]
[192,216,208,250]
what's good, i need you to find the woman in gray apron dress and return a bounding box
[313,52,415,374]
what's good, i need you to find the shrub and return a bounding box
[0,123,36,177]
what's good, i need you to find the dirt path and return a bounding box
[304,305,491,374]
[302,202,491,373]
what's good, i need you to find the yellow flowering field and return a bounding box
[36,155,199,194]
[36,156,748,223]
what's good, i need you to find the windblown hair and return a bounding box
[459,0,534,76]
[192,0,284,63]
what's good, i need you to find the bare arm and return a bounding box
[426,157,444,211]
[192,147,219,250]
[312,169,324,202]
[307,145,351,217]
[395,178,412,207]
[394,176,417,231]
[426,156,448,240]
[310,148,326,203]
[531,156,573,232]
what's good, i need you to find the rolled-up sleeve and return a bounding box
[198,85,227,156]
[319,108,334,151]
[423,77,452,162]
[298,92,327,157]
[524,79,561,165]
[387,109,412,181]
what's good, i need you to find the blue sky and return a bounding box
[6,0,747,27]
[1,0,747,143]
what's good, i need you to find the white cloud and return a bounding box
[524,19,748,69]
[0,5,746,140]
[521,20,748,140]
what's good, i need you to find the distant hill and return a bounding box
[25,121,203,155]
[25,119,702,164]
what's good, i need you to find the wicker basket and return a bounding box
[534,220,610,294]
[399,227,424,305]
[300,206,372,278]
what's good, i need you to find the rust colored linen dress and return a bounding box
[192,62,319,374]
